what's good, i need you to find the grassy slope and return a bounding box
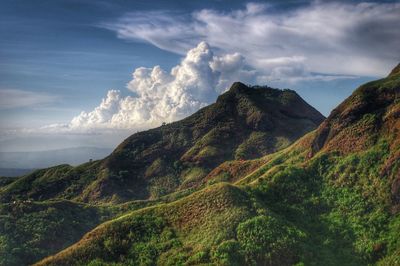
[36,183,303,266]
[35,66,400,265]
[0,200,110,266]
[0,180,215,266]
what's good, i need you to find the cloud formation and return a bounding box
[69,42,255,129]
[47,1,400,131]
[105,1,400,77]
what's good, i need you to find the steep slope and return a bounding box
[308,64,400,156]
[36,64,400,266]
[0,82,324,204]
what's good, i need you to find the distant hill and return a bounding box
[0,147,113,169]
[0,82,324,204]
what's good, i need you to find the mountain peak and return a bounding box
[219,82,299,104]
[228,81,248,92]
[223,82,259,96]
[217,82,323,126]
[226,81,295,95]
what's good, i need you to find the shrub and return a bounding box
[237,215,303,265]
[212,240,244,266]
[186,250,209,264]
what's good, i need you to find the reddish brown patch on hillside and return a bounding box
[204,159,264,184]
[391,173,400,214]
[162,184,251,232]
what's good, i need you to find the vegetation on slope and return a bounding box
[0,200,111,266]
[36,183,306,266]
[35,140,398,265]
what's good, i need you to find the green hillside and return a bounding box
[0,83,323,204]
[0,200,111,266]
[34,64,400,266]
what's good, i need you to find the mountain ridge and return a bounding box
[0,82,324,204]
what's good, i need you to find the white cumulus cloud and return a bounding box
[68,42,255,130]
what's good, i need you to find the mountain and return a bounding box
[0,82,324,204]
[33,64,400,266]
[0,147,113,169]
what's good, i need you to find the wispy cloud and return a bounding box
[104,2,400,77]
[0,89,59,110]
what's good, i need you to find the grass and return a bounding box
[0,200,112,266]
[32,133,400,265]
[35,183,257,266]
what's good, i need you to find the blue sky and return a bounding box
[0,0,399,151]
[0,0,180,127]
